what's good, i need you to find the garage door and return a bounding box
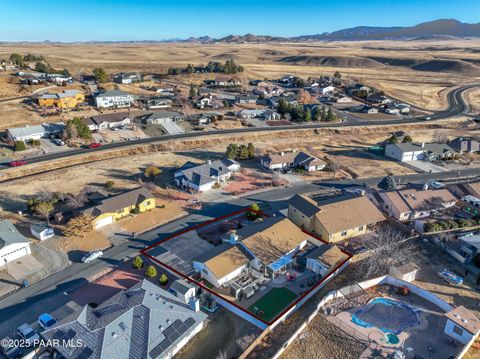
[95,216,114,229]
[1,246,28,263]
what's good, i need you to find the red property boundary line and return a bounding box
[140,207,353,326]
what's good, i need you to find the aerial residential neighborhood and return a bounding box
[1,2,480,359]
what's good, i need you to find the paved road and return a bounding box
[1,168,479,338]
[1,83,478,172]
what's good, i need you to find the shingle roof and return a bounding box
[380,188,456,213]
[83,187,153,217]
[314,196,385,235]
[90,112,131,124]
[7,122,65,138]
[41,280,207,359]
[306,244,348,269]
[176,159,238,186]
[194,243,251,279]
[95,90,132,98]
[0,220,30,250]
[390,142,456,155]
[289,194,321,217]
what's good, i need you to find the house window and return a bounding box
[453,325,463,336]
[341,231,348,236]
[144,201,151,206]
[359,226,364,231]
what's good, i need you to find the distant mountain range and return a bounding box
[182,19,480,43]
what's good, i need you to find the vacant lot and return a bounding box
[1,40,480,110]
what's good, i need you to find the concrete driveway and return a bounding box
[6,255,44,280]
[408,160,449,173]
[40,139,69,154]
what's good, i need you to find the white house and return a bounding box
[444,306,480,345]
[305,244,348,277]
[0,220,32,267]
[86,112,131,130]
[319,85,335,95]
[385,142,457,162]
[6,122,65,142]
[261,151,326,172]
[30,223,55,241]
[174,159,240,192]
[94,90,135,108]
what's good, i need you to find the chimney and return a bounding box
[207,160,212,165]
[423,183,429,190]
[189,298,200,312]
[421,143,425,148]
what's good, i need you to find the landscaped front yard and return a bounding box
[248,287,298,322]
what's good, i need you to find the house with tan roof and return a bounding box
[260,151,326,172]
[288,194,385,242]
[83,187,155,229]
[378,188,456,221]
[192,242,252,288]
[444,305,480,345]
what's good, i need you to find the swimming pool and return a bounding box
[351,297,421,335]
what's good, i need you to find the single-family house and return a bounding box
[38,90,85,109]
[260,151,326,172]
[288,194,385,243]
[336,96,352,103]
[41,280,207,359]
[378,188,456,221]
[362,106,379,114]
[367,95,390,105]
[114,73,142,84]
[30,223,55,241]
[193,242,252,288]
[235,94,257,104]
[449,137,480,154]
[174,159,240,192]
[385,142,457,162]
[444,306,480,345]
[83,187,155,229]
[319,86,335,95]
[135,111,184,125]
[83,112,131,131]
[144,97,174,109]
[194,95,223,109]
[0,220,31,267]
[348,84,372,97]
[6,122,65,142]
[305,244,348,276]
[94,90,135,108]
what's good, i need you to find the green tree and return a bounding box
[247,143,255,158]
[35,61,51,73]
[402,135,413,143]
[333,71,342,79]
[189,84,198,97]
[326,108,336,122]
[238,144,249,159]
[105,180,115,189]
[133,256,144,269]
[186,64,194,74]
[159,273,168,285]
[35,200,54,225]
[92,67,109,83]
[14,140,26,151]
[226,144,238,159]
[387,135,398,144]
[276,98,290,116]
[9,53,23,67]
[312,108,320,121]
[66,118,92,140]
[61,68,71,77]
[145,265,158,278]
[304,108,312,122]
[247,203,261,220]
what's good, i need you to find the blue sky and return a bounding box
[1,0,479,41]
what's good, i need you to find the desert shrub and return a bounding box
[159,273,168,285]
[133,256,144,269]
[14,140,26,151]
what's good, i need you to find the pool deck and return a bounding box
[328,285,462,358]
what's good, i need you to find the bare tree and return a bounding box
[236,333,257,351]
[35,201,54,225]
[432,129,448,144]
[358,224,417,280]
[327,157,343,179]
[63,214,94,237]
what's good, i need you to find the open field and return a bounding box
[2,40,480,110]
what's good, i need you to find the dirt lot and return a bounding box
[466,88,480,114]
[224,168,288,195]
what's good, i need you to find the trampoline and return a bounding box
[351,297,421,335]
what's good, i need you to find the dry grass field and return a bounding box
[1,39,480,111]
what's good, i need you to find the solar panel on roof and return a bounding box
[163,325,176,337]
[78,346,94,358]
[65,329,76,340]
[184,317,196,328]
[168,331,181,342]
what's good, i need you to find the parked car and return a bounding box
[9,160,27,167]
[52,139,65,146]
[81,250,104,263]
[37,313,57,330]
[17,324,39,345]
[89,143,102,149]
